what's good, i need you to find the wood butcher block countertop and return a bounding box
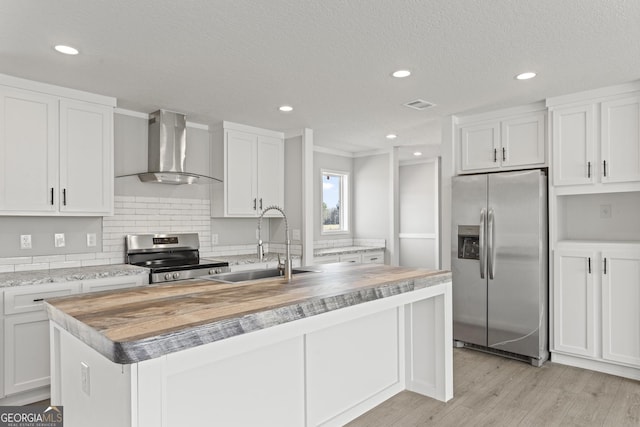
[45,263,451,364]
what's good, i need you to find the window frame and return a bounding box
[320,169,350,235]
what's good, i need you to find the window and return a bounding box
[321,170,349,233]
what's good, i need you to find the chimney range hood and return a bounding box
[133,110,220,185]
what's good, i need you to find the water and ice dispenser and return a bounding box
[457,225,480,260]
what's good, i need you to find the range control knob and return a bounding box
[164,273,172,280]
[209,268,222,274]
[172,272,180,280]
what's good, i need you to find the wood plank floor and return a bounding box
[347,348,640,427]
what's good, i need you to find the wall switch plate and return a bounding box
[212,234,219,245]
[54,233,66,248]
[600,204,612,219]
[80,362,90,396]
[292,229,301,241]
[86,233,97,247]
[20,234,32,250]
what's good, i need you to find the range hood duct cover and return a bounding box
[136,110,220,185]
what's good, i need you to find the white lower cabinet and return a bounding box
[1,274,146,403]
[553,244,640,377]
[601,250,640,366]
[314,251,385,265]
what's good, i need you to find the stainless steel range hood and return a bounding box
[136,110,220,185]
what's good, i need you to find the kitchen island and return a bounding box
[46,263,452,427]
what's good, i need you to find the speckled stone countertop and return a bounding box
[205,253,301,267]
[0,264,149,288]
[46,263,451,364]
[314,246,386,257]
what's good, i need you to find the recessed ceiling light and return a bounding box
[386,134,397,140]
[516,72,536,80]
[392,70,411,78]
[413,151,423,157]
[54,45,79,55]
[279,105,293,112]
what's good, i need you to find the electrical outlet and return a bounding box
[54,233,65,248]
[80,362,90,396]
[600,204,612,219]
[212,234,219,245]
[86,233,97,247]
[20,234,32,250]
[292,229,301,241]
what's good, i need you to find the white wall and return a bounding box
[314,152,354,241]
[440,116,457,269]
[398,160,438,268]
[353,153,390,241]
[558,192,640,241]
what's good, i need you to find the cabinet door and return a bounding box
[257,135,284,214]
[0,87,58,213]
[225,130,258,216]
[59,99,113,215]
[601,250,640,366]
[601,95,640,184]
[553,250,596,357]
[501,112,545,167]
[460,122,500,171]
[4,311,50,395]
[552,104,596,186]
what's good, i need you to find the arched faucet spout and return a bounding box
[257,205,292,281]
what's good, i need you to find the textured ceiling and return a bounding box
[1,0,639,156]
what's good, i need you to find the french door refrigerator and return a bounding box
[451,169,548,366]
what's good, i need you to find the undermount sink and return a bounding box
[202,268,319,283]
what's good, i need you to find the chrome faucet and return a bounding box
[257,205,292,281]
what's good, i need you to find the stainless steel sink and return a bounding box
[201,268,319,283]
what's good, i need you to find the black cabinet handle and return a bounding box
[50,188,54,205]
[588,257,591,274]
[253,198,257,210]
[587,162,591,178]
[502,147,506,161]
[603,258,607,275]
[259,198,263,210]
[603,160,608,177]
[33,298,44,302]
[63,189,67,206]
[493,148,497,162]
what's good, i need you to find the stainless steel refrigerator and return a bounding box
[451,169,548,366]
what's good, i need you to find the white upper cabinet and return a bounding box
[0,75,115,216]
[550,91,640,190]
[458,109,546,173]
[552,104,596,186]
[460,122,500,171]
[600,95,640,184]
[0,87,58,213]
[211,122,284,218]
[59,99,113,215]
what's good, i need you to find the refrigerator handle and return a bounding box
[479,208,486,279]
[487,208,495,280]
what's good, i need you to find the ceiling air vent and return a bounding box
[403,99,436,111]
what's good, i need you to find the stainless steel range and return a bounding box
[126,233,229,283]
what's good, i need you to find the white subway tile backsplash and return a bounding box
[50,261,82,269]
[15,263,49,272]
[66,253,96,261]
[32,255,66,263]
[0,265,15,273]
[0,256,33,265]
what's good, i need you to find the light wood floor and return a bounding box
[347,348,640,427]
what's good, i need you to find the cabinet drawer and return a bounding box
[339,254,362,264]
[4,282,81,315]
[362,252,384,264]
[82,276,145,293]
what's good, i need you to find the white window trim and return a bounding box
[320,169,350,235]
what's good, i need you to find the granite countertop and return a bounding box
[46,263,451,364]
[314,246,386,257]
[0,264,149,288]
